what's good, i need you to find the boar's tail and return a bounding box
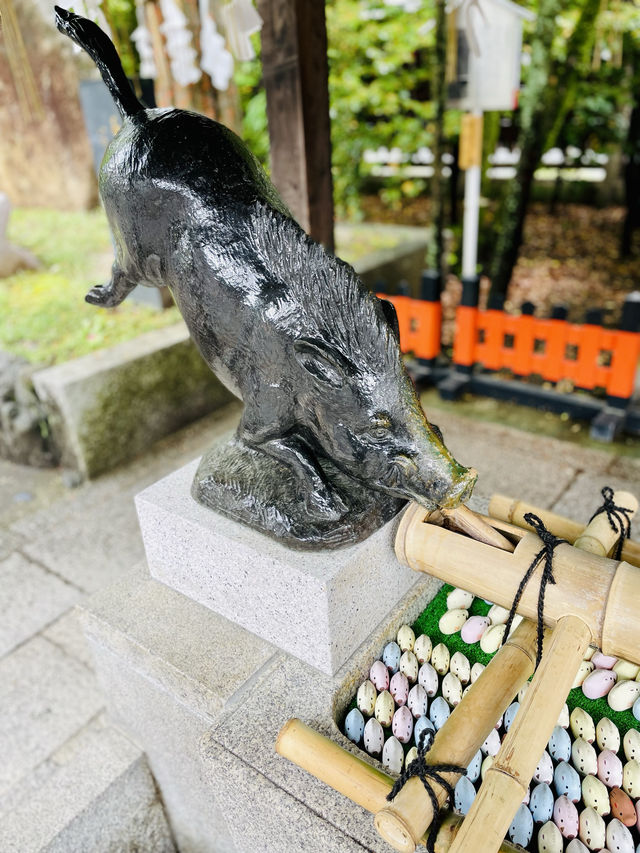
[54,6,144,120]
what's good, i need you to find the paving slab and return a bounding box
[0,636,103,796]
[0,552,81,658]
[550,468,640,523]
[42,608,95,669]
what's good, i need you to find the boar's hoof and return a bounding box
[85,285,117,307]
[304,484,348,522]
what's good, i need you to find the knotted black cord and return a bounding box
[502,513,568,668]
[386,728,467,853]
[588,486,633,561]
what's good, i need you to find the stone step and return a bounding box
[0,715,176,853]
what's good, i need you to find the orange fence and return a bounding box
[377,293,442,362]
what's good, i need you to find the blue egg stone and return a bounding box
[382,641,402,673]
[529,782,554,824]
[344,708,365,744]
[429,696,450,730]
[553,760,581,802]
[504,701,520,732]
[548,725,572,762]
[508,803,534,847]
[454,776,476,815]
[414,715,435,747]
[466,749,482,783]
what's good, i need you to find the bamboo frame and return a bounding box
[275,719,521,853]
[489,493,640,566]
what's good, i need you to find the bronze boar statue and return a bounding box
[56,7,476,549]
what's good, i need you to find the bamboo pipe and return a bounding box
[447,490,638,853]
[396,506,640,664]
[275,718,521,853]
[489,493,640,566]
[373,619,538,852]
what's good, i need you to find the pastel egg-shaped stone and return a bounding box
[454,775,476,815]
[597,749,623,787]
[487,603,511,625]
[554,761,582,802]
[608,679,640,712]
[518,682,530,703]
[581,774,610,816]
[413,715,435,748]
[439,608,468,635]
[399,650,419,683]
[613,659,640,680]
[470,662,485,683]
[570,707,595,744]
[582,668,617,700]
[461,615,491,644]
[430,643,450,675]
[382,641,402,673]
[397,624,415,652]
[363,717,384,755]
[392,705,414,744]
[507,613,523,636]
[549,725,572,763]
[522,785,530,806]
[407,684,428,719]
[374,690,395,727]
[634,695,640,720]
[509,803,534,847]
[596,717,621,754]
[592,651,618,669]
[413,717,436,746]
[583,646,596,661]
[356,680,377,716]
[504,701,520,732]
[344,708,365,743]
[530,782,554,823]
[557,703,570,729]
[578,805,605,850]
[446,587,474,610]
[481,728,501,756]
[413,634,432,664]
[481,754,494,780]
[572,661,595,689]
[429,696,450,730]
[622,758,640,797]
[553,795,579,839]
[609,786,637,826]
[442,672,463,707]
[480,623,506,654]
[418,662,439,697]
[572,737,598,776]
[534,750,554,784]
[538,820,564,853]
[565,839,589,853]
[636,799,640,831]
[466,749,482,783]
[623,727,640,761]
[389,672,409,706]
[606,818,635,853]
[369,660,389,692]
[450,651,470,684]
[405,747,418,767]
[382,736,404,775]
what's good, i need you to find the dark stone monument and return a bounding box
[56,7,475,549]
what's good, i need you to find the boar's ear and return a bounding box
[293,338,353,388]
[378,298,400,341]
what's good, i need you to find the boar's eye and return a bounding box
[367,415,392,440]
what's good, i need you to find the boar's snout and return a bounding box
[438,467,477,509]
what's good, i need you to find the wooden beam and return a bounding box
[258,0,334,251]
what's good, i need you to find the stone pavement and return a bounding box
[0,395,638,848]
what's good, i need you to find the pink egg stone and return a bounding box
[598,750,623,788]
[392,705,414,744]
[553,795,579,839]
[390,672,409,706]
[370,660,389,692]
[582,668,617,700]
[591,652,618,670]
[460,615,491,644]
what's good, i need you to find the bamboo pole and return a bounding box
[447,489,638,853]
[489,493,640,566]
[275,719,521,853]
[373,619,538,852]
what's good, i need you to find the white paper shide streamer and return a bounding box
[221,0,263,62]
[131,1,157,79]
[199,0,234,91]
[159,0,202,87]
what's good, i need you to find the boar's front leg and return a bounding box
[86,264,137,307]
[259,434,348,522]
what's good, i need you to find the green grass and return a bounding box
[2,208,180,365]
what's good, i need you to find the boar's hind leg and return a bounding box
[260,435,348,522]
[86,264,136,307]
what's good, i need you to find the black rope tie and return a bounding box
[386,728,467,853]
[502,513,568,668]
[589,486,633,561]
